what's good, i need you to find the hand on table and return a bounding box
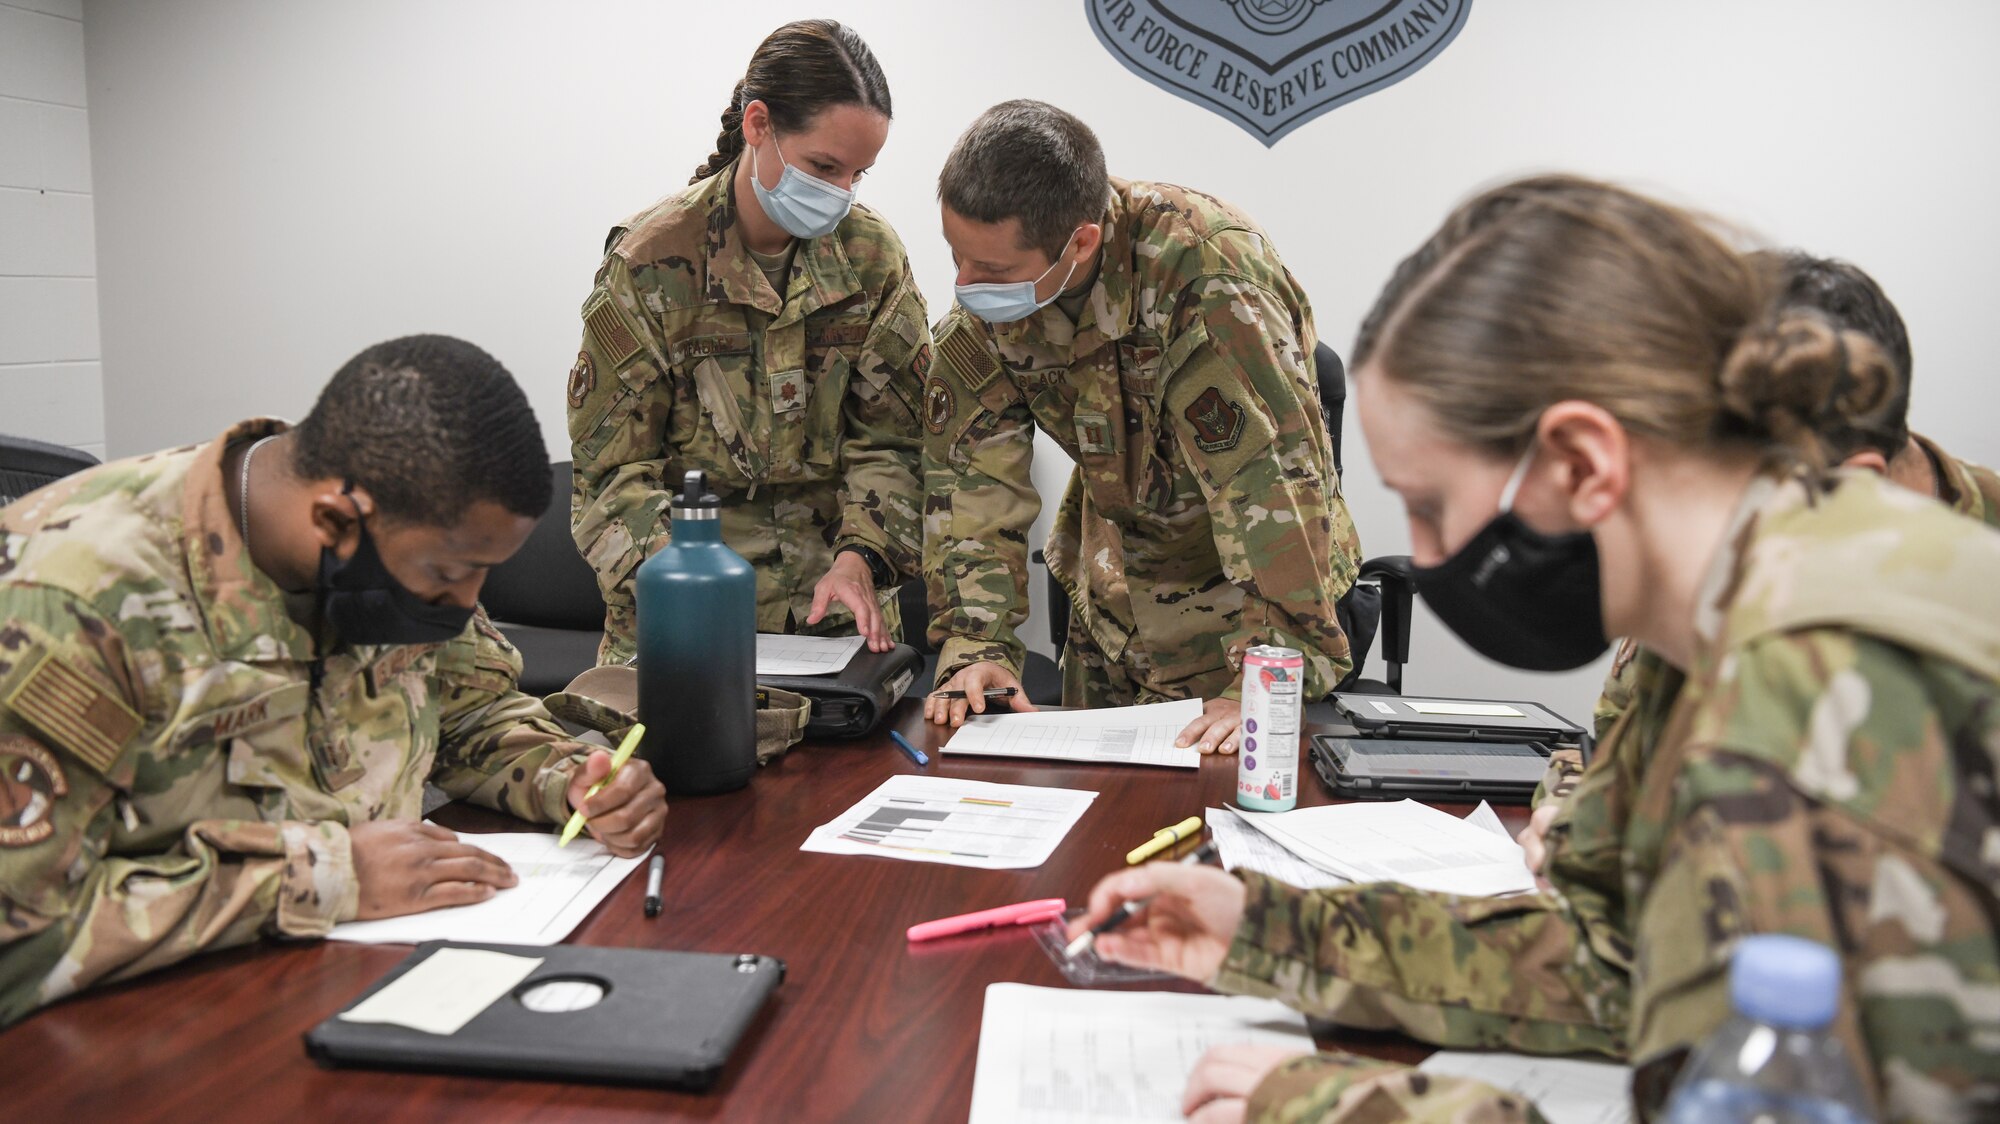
[565,749,667,857]
[805,551,892,652]
[1066,860,1247,981]
[350,820,515,919]
[923,660,1037,727]
[1176,697,1243,755]
[1182,1044,1316,1124]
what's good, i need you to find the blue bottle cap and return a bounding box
[1729,934,1842,1029]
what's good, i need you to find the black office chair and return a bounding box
[898,577,1063,706]
[479,461,608,697]
[1,434,100,508]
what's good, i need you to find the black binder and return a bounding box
[757,642,921,739]
[305,941,784,1089]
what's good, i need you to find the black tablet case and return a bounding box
[1331,693,1584,743]
[1310,734,1552,804]
[758,642,921,739]
[305,941,784,1089]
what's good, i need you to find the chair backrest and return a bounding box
[1313,341,1346,481]
[0,434,101,509]
[478,461,607,631]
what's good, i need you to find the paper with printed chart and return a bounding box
[799,775,1096,869]
[329,831,649,945]
[942,698,1203,768]
[969,984,1315,1124]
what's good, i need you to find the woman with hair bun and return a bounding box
[1070,176,2000,1123]
[569,20,926,664]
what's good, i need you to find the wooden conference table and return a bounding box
[3,700,1527,1123]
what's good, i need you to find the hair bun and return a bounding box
[1717,312,1895,466]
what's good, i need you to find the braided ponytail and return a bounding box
[691,80,748,184]
[689,21,892,187]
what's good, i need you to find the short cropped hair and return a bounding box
[938,100,1108,260]
[291,334,550,525]
[1756,250,1913,457]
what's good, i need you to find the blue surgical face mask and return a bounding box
[954,234,1081,325]
[748,136,854,240]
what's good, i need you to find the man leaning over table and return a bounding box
[0,335,666,1026]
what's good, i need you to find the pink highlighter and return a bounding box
[906,898,1068,942]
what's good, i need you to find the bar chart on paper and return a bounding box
[799,776,1097,869]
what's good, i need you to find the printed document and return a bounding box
[755,632,866,676]
[943,698,1202,768]
[1418,1052,1633,1124]
[1205,806,1348,890]
[329,832,649,945]
[969,984,1314,1124]
[800,775,1096,869]
[1234,799,1536,896]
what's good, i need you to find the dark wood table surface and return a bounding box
[1,701,1526,1123]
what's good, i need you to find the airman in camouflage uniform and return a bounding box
[924,179,1361,704]
[569,163,929,664]
[1209,472,2000,1122]
[0,420,602,1025]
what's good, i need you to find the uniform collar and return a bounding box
[990,181,1140,361]
[1911,431,1989,524]
[697,158,867,324]
[182,418,316,664]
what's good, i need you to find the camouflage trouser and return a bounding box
[1057,609,1236,707]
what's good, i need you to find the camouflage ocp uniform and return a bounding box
[0,421,596,1026]
[1211,471,2000,1123]
[923,179,1361,704]
[569,162,930,664]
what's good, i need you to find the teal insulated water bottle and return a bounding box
[635,470,757,795]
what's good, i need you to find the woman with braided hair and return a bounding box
[1071,176,2000,1123]
[568,20,927,665]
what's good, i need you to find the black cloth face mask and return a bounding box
[1410,442,1609,672]
[318,485,474,646]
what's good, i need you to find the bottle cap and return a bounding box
[672,470,721,520]
[1729,934,1842,1029]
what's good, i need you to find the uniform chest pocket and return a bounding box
[787,347,851,478]
[685,350,765,483]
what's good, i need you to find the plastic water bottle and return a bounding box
[1660,934,1876,1124]
[635,470,756,795]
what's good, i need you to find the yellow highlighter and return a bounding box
[1125,815,1203,865]
[559,723,646,847]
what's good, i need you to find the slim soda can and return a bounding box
[1237,645,1303,812]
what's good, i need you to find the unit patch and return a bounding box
[1074,413,1114,455]
[925,375,954,434]
[567,350,595,408]
[1183,387,1246,453]
[0,736,67,847]
[769,368,808,415]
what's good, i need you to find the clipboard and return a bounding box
[305,941,784,1089]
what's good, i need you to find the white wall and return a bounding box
[1,0,104,460]
[80,0,2000,723]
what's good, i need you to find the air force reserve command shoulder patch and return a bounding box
[567,350,595,408]
[1183,386,1246,453]
[0,736,68,847]
[1085,0,1475,146]
[925,375,954,434]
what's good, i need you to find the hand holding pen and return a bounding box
[1063,841,1244,982]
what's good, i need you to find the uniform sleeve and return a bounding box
[0,587,353,1027]
[834,258,929,581]
[428,611,589,825]
[922,316,1040,682]
[1210,871,1629,1058]
[568,252,678,664]
[1247,1052,1551,1123]
[1161,280,1362,697]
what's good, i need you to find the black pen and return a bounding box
[643,854,664,918]
[930,687,1018,701]
[1064,840,1219,960]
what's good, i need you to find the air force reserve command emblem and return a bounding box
[1086,0,1475,145]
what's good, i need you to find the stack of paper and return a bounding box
[943,698,1203,768]
[1231,799,1536,896]
[799,775,1097,869]
[755,632,865,675]
[1205,806,1348,890]
[329,832,650,945]
[969,984,1314,1124]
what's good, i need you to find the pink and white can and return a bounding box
[1236,645,1303,812]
